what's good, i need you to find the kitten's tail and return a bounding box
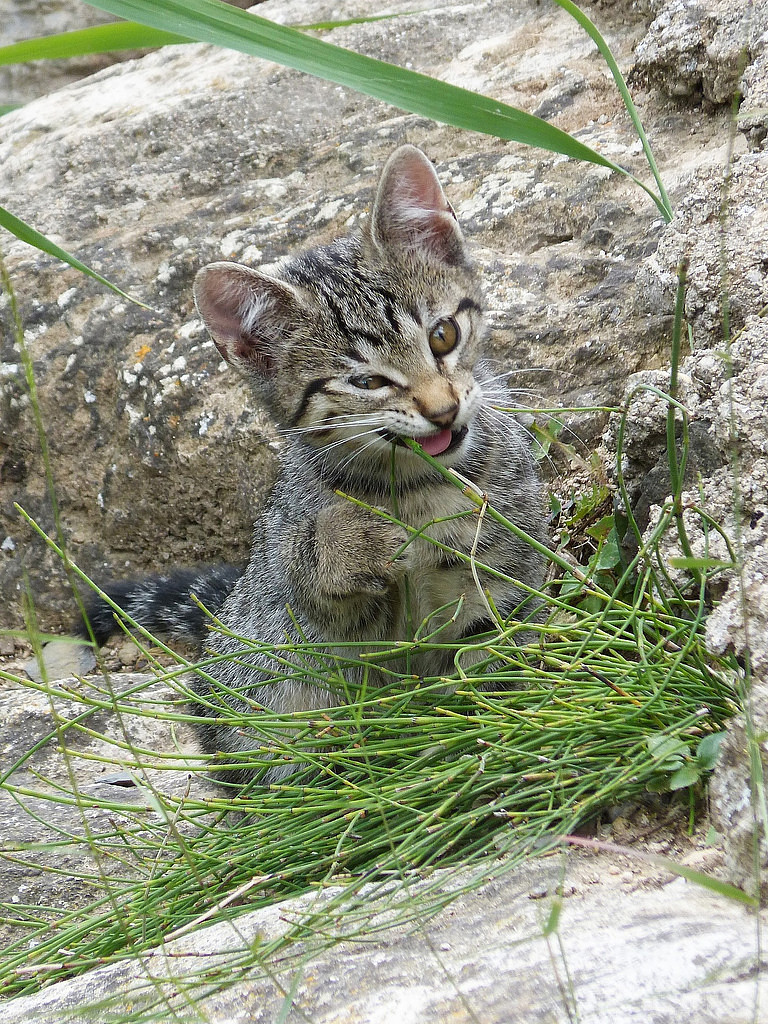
[78,565,241,648]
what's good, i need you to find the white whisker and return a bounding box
[302,427,386,470]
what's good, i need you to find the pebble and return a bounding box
[23,639,96,682]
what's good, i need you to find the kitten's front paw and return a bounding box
[316,504,411,596]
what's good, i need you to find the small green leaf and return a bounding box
[580,594,604,616]
[558,573,586,598]
[586,514,615,543]
[669,556,735,571]
[668,764,701,791]
[595,528,621,571]
[704,825,723,846]
[542,896,562,936]
[532,419,565,458]
[613,507,629,540]
[646,734,688,765]
[568,485,609,525]
[696,731,726,770]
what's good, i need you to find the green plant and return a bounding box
[645,731,727,793]
[0,379,743,1010]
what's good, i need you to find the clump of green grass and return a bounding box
[0,439,741,1009]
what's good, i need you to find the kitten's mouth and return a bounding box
[383,426,468,457]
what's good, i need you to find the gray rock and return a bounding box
[633,0,768,105]
[0,669,220,952]
[638,150,768,346]
[23,638,96,682]
[608,153,768,896]
[740,49,768,150]
[1,851,764,1023]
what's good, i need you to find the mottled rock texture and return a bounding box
[606,139,768,897]
[633,0,767,104]
[2,845,766,1024]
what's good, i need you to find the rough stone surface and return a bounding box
[740,48,768,150]
[0,0,746,631]
[2,850,765,1024]
[605,144,768,895]
[633,0,768,104]
[0,667,220,952]
[639,150,768,345]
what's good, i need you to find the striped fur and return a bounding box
[84,146,547,783]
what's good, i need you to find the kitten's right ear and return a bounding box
[193,262,300,375]
[371,145,465,266]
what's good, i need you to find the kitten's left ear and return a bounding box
[193,261,302,377]
[370,145,466,265]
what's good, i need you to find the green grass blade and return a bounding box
[299,13,413,32]
[0,15,410,66]
[0,22,190,65]
[83,0,669,217]
[552,0,672,220]
[0,204,149,307]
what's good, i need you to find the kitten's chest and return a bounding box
[391,483,483,560]
[389,483,493,634]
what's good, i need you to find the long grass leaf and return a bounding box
[83,0,669,217]
[0,16,407,66]
[0,22,190,65]
[552,0,672,220]
[0,205,149,306]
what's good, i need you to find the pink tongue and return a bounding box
[416,428,453,456]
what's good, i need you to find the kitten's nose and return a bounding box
[426,402,459,429]
[414,381,460,429]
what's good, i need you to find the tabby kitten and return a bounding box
[85,145,546,781]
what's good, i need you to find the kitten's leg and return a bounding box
[283,503,410,636]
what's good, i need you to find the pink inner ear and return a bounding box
[373,146,464,264]
[198,288,249,362]
[393,154,452,218]
[194,264,295,375]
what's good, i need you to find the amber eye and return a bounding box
[350,374,389,390]
[428,317,459,356]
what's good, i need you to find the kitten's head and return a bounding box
[194,146,489,478]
